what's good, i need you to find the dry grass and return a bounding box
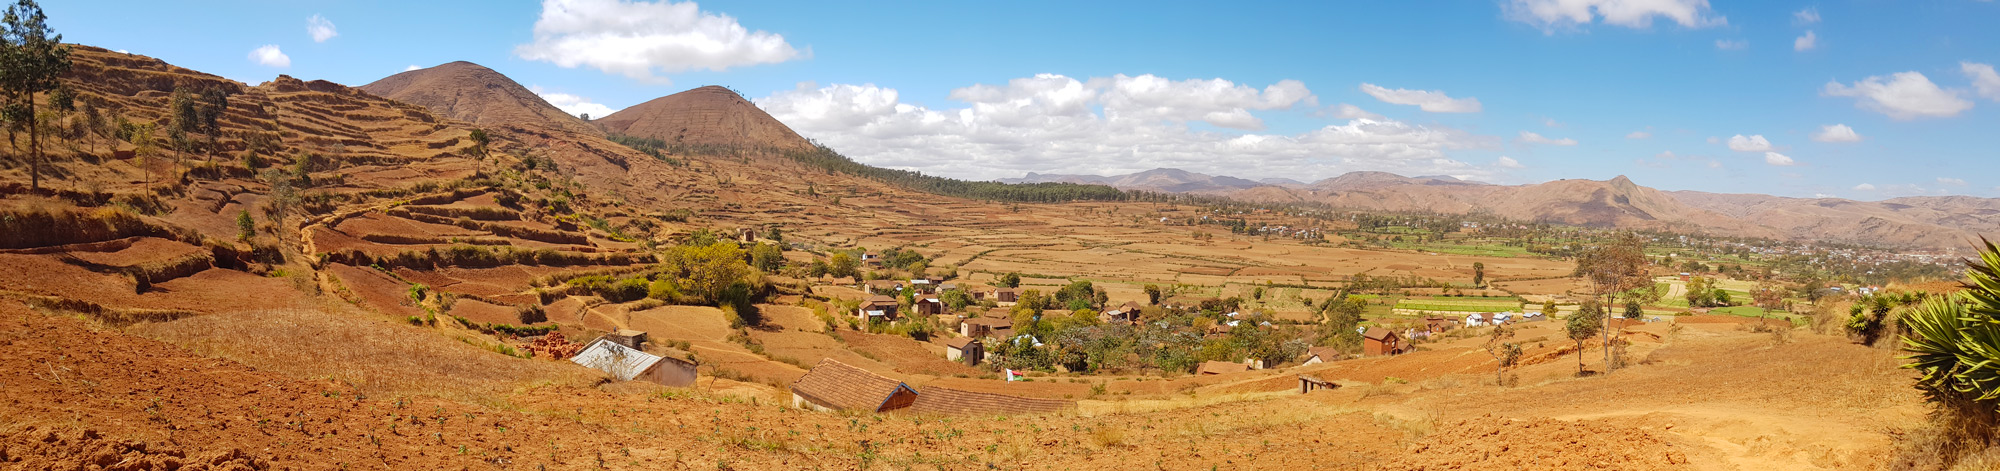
[1075,390,1292,416]
[129,305,598,404]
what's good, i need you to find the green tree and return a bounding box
[999,272,1022,288]
[1485,323,1522,385]
[1574,232,1648,371]
[1143,284,1163,305]
[0,0,70,191]
[1565,299,1603,375]
[749,242,783,273]
[1472,261,1486,288]
[236,209,254,241]
[827,251,859,279]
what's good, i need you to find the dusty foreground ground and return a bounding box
[0,296,1920,470]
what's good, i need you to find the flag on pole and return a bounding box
[1005,369,1024,382]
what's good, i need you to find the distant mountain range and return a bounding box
[1005,168,2000,251]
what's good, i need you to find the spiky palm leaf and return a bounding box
[1903,238,2000,400]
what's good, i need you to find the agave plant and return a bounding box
[1903,238,2000,402]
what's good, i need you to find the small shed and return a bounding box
[994,288,1019,304]
[790,359,919,413]
[961,317,1012,339]
[944,337,983,366]
[1299,374,1338,394]
[914,295,945,316]
[605,329,649,349]
[1099,301,1143,324]
[858,295,900,323]
[569,337,697,387]
[1363,327,1404,356]
[864,280,902,295]
[1196,360,1252,375]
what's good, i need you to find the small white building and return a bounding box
[570,337,697,387]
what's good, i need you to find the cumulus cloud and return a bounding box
[1714,39,1747,51]
[1359,83,1481,113]
[1811,124,1861,143]
[1794,7,1820,25]
[1794,31,1817,51]
[307,14,338,42]
[1726,134,1772,152]
[248,45,290,68]
[1328,103,1384,120]
[1940,177,1968,186]
[755,75,1499,181]
[1965,62,2000,101]
[404,65,422,72]
[1517,131,1577,146]
[1626,130,1651,139]
[532,86,622,118]
[1823,71,1973,119]
[1853,183,1876,191]
[1497,156,1525,168]
[514,0,804,83]
[1764,152,1797,166]
[1503,0,1726,32]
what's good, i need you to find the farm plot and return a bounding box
[1392,297,1522,316]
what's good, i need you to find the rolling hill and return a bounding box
[358,61,600,136]
[594,85,814,151]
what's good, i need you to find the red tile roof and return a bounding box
[790,359,914,412]
[907,387,1074,416]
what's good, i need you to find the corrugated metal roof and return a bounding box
[570,338,664,381]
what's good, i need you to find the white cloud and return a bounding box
[1726,134,1772,152]
[755,75,1500,182]
[307,14,338,43]
[1541,117,1562,127]
[1764,152,1797,166]
[115,49,129,54]
[1853,183,1876,191]
[1329,103,1384,120]
[532,86,622,118]
[1706,160,1723,169]
[404,65,422,72]
[1811,124,1861,143]
[1518,131,1577,146]
[1714,39,1747,51]
[248,45,290,68]
[1793,31,1817,51]
[1814,193,1836,198]
[1794,7,1820,25]
[1626,130,1651,139]
[1964,61,2000,101]
[1497,156,1525,168]
[1359,83,1481,113]
[1705,136,1720,144]
[1940,177,1968,186]
[1503,0,1727,32]
[1823,71,1973,119]
[514,0,804,83]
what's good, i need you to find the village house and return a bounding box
[1301,346,1343,365]
[961,317,1012,339]
[993,287,1019,304]
[1423,316,1457,333]
[790,359,920,413]
[1363,327,1405,356]
[914,294,945,316]
[858,295,900,322]
[604,329,648,349]
[944,337,983,366]
[1099,301,1143,324]
[569,337,698,387]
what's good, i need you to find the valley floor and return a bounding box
[0,297,1920,470]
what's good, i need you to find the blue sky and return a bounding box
[52,0,2000,200]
